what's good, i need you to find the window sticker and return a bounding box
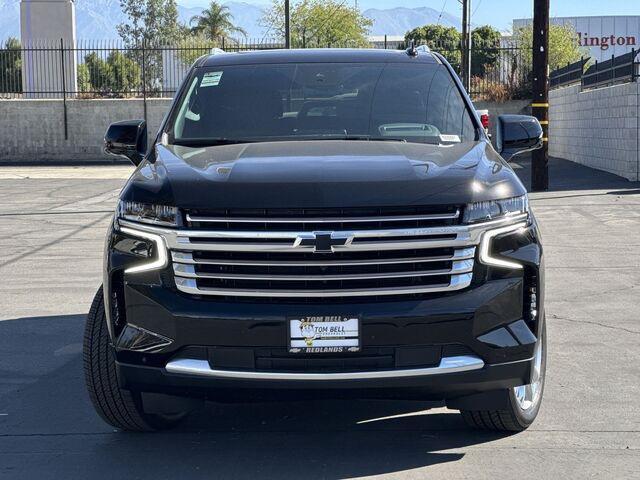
[200,71,223,87]
[439,134,461,143]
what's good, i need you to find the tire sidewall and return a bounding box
[508,314,547,427]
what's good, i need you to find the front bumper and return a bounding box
[111,273,540,401]
[104,218,544,402]
[117,354,532,403]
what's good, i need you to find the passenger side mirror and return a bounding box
[104,120,147,166]
[496,115,543,162]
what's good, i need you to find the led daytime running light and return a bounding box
[479,222,527,270]
[120,226,168,274]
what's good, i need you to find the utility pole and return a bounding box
[461,0,472,92]
[285,0,291,49]
[531,0,550,191]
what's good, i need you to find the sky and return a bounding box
[179,0,640,32]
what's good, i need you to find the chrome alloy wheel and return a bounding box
[513,330,544,411]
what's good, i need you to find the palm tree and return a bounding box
[190,1,247,40]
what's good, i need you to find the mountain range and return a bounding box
[0,0,461,41]
[366,7,459,35]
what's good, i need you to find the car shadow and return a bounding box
[0,314,511,478]
[511,155,640,193]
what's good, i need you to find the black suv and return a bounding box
[84,48,546,432]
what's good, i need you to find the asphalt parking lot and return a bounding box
[0,158,639,479]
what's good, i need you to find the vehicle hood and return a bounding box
[122,140,526,209]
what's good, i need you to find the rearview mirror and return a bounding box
[104,120,147,166]
[496,115,543,162]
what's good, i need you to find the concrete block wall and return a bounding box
[0,98,172,162]
[549,82,640,181]
[3,93,637,177]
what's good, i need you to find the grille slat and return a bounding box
[172,248,474,266]
[185,206,461,232]
[169,205,475,300]
[174,274,472,298]
[175,236,470,252]
[173,259,473,281]
[187,211,459,224]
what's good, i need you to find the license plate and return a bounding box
[289,316,360,354]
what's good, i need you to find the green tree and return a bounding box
[403,24,503,76]
[190,1,247,40]
[403,25,461,69]
[117,0,182,95]
[176,35,218,68]
[0,37,22,94]
[514,23,589,71]
[471,25,502,76]
[117,0,182,46]
[261,0,372,48]
[77,63,91,94]
[80,51,141,97]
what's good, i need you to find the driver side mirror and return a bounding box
[496,115,543,162]
[104,120,147,166]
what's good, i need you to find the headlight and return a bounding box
[478,222,528,270]
[119,227,168,274]
[117,201,178,227]
[463,195,529,224]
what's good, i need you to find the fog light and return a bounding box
[116,324,173,352]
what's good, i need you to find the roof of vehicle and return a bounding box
[199,48,440,67]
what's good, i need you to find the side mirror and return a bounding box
[104,120,147,166]
[496,115,543,162]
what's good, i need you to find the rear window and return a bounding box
[170,62,476,145]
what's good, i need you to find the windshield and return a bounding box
[169,62,477,146]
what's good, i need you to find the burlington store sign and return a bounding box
[578,31,636,51]
[514,15,640,61]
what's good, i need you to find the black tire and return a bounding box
[83,287,187,432]
[460,319,547,432]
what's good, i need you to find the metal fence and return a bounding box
[0,38,285,100]
[435,40,533,101]
[0,37,531,101]
[582,49,639,90]
[550,49,639,91]
[550,57,589,89]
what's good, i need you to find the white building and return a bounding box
[20,0,78,97]
[368,35,405,50]
[513,16,640,62]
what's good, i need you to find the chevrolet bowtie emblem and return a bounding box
[296,232,350,253]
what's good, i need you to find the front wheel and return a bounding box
[460,319,547,432]
[83,287,188,432]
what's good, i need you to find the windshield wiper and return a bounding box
[342,135,407,143]
[171,138,256,147]
[289,134,408,143]
[339,135,444,145]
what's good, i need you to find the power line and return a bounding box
[436,0,448,26]
[260,0,291,43]
[472,0,483,17]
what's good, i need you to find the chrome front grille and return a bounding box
[165,207,476,300]
[171,247,475,298]
[118,209,530,302]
